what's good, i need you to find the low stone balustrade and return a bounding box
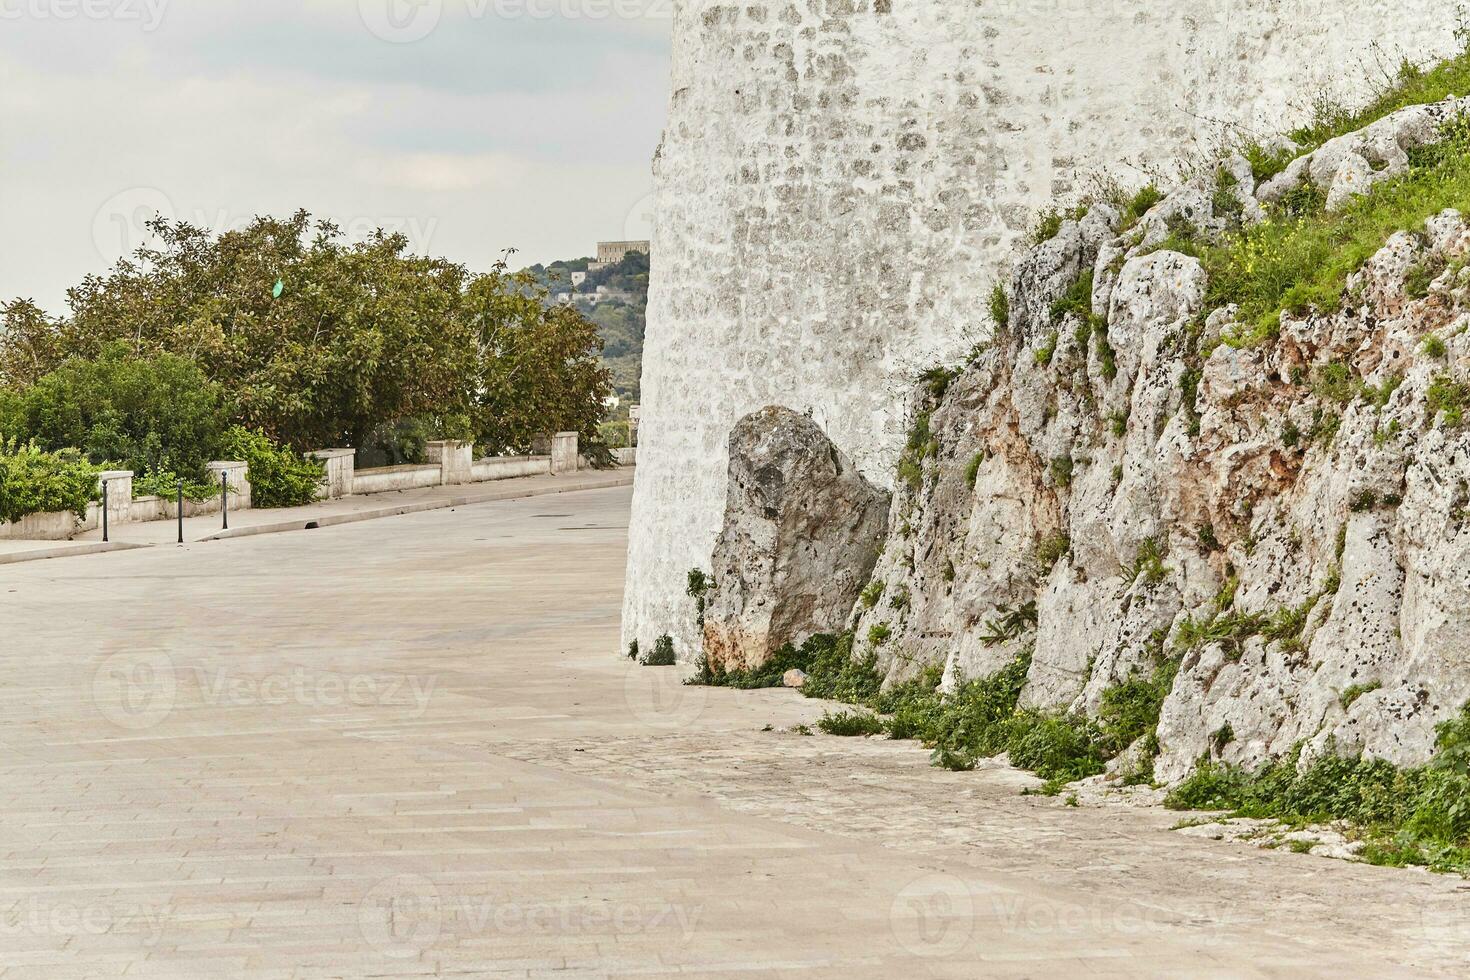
[0,431,623,541]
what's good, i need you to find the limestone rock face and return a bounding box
[703,408,890,672]
[848,102,1470,780]
[621,1,1460,662]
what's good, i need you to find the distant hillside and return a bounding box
[523,251,648,403]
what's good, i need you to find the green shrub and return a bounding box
[1242,141,1300,183]
[898,411,939,490]
[1428,374,1470,427]
[859,579,885,609]
[1049,455,1074,488]
[0,439,99,522]
[1034,332,1058,367]
[687,568,714,627]
[1122,183,1164,228]
[818,709,885,737]
[1127,537,1169,586]
[1035,533,1071,570]
[7,345,229,479]
[1006,711,1106,784]
[132,470,219,502]
[219,426,324,508]
[964,452,985,487]
[1165,705,1470,874]
[989,284,1010,330]
[641,634,677,666]
[1423,334,1448,359]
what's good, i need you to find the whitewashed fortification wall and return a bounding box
[624,0,1462,656]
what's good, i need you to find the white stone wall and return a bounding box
[624,0,1462,656]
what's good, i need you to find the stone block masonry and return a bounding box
[623,0,1462,657]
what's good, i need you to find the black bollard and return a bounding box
[221,472,229,530]
[101,478,109,543]
[177,480,184,544]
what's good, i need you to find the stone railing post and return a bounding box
[424,440,473,486]
[550,432,579,475]
[310,448,356,499]
[206,461,252,510]
[97,470,134,524]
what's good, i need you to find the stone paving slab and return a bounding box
[2,485,1468,977]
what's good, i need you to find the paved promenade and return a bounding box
[2,485,1468,977]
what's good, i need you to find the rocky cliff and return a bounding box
[767,94,1470,781]
[623,0,1460,662]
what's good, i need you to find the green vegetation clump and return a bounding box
[687,568,714,628]
[693,633,1180,791]
[132,471,220,502]
[1034,332,1058,368]
[0,344,228,481]
[1340,681,1383,709]
[818,709,885,737]
[1030,204,1089,245]
[0,440,99,522]
[989,284,1010,331]
[1166,705,1470,874]
[964,451,985,487]
[1204,109,1470,344]
[220,427,323,508]
[2,211,614,465]
[1127,537,1169,586]
[1035,533,1071,571]
[1049,455,1074,489]
[641,634,677,666]
[1428,374,1470,427]
[898,409,940,490]
[1121,184,1164,229]
[859,579,885,609]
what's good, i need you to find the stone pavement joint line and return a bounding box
[2,485,1468,978]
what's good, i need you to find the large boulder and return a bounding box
[703,407,890,672]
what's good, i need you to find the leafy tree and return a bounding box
[467,260,612,454]
[0,213,614,457]
[4,345,229,479]
[27,212,476,450]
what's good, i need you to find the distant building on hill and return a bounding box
[590,240,650,271]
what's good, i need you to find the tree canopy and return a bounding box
[0,211,612,456]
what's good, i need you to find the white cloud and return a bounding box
[0,0,669,312]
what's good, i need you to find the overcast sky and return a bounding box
[0,0,671,314]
